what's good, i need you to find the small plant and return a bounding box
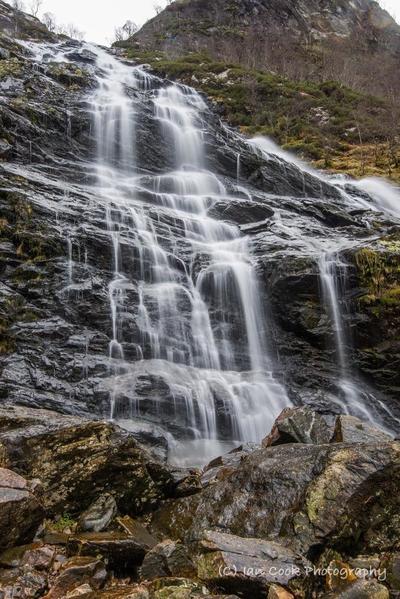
[52,513,77,532]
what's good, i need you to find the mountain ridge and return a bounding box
[129,0,400,95]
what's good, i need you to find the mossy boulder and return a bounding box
[151,438,400,557]
[0,406,176,516]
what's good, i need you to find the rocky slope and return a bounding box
[0,0,400,444]
[121,0,400,181]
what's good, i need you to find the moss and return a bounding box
[0,296,39,355]
[122,49,400,182]
[0,58,22,79]
[47,63,90,87]
[355,247,400,302]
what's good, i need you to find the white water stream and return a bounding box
[88,47,289,464]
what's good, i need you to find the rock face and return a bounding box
[0,1,399,449]
[0,467,44,550]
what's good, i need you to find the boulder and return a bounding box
[380,552,400,591]
[76,588,149,598]
[0,467,44,550]
[333,416,392,444]
[146,577,208,598]
[66,531,155,573]
[0,406,175,515]
[140,540,196,581]
[0,542,43,568]
[322,579,389,598]
[78,493,118,532]
[201,443,258,486]
[0,565,48,598]
[43,556,107,599]
[151,440,400,556]
[116,516,158,550]
[22,544,56,570]
[268,585,294,599]
[196,530,311,598]
[262,407,334,447]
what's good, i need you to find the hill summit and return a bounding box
[129,0,400,97]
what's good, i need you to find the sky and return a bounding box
[8,0,400,45]
[23,0,170,45]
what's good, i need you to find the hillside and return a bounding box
[120,0,400,181]
[130,0,400,95]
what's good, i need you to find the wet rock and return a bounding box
[333,415,392,444]
[140,540,196,581]
[66,532,154,573]
[0,565,48,598]
[0,467,44,551]
[0,406,175,515]
[196,530,311,598]
[78,493,118,532]
[322,579,389,598]
[66,583,94,596]
[116,516,158,549]
[0,139,12,158]
[146,577,208,598]
[151,441,400,556]
[201,443,258,486]
[65,49,97,63]
[22,544,56,570]
[380,552,400,591]
[208,199,274,225]
[44,556,107,599]
[77,587,149,598]
[262,407,334,447]
[268,585,294,599]
[170,469,203,497]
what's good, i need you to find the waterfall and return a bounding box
[88,48,289,464]
[318,253,387,424]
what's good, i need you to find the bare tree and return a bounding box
[12,0,25,35]
[58,22,85,40]
[12,0,25,11]
[29,0,42,17]
[154,3,163,14]
[42,11,57,32]
[113,20,138,42]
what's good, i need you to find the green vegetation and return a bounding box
[50,513,77,532]
[355,243,400,309]
[0,58,22,79]
[124,49,400,182]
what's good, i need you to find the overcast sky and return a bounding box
[26,0,169,44]
[10,0,400,45]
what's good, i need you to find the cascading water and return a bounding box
[88,48,289,465]
[318,254,367,418]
